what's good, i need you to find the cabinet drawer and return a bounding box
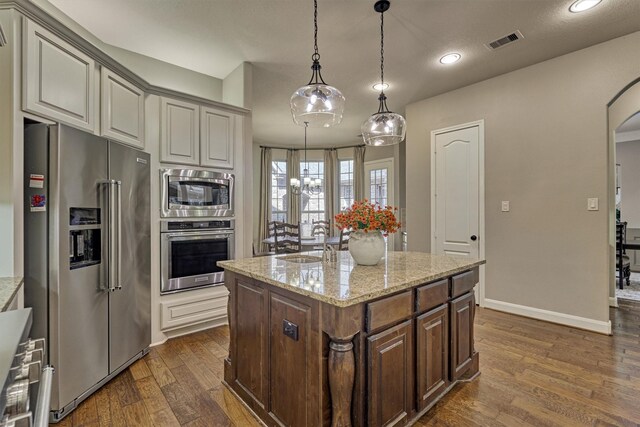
[451,268,479,298]
[160,287,229,331]
[416,279,448,313]
[366,291,412,332]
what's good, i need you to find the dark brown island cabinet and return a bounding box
[218,251,485,427]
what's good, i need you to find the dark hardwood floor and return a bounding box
[56,300,640,426]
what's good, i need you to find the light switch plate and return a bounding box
[588,198,599,211]
[501,201,510,212]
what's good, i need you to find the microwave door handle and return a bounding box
[116,180,122,290]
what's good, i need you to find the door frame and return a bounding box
[430,120,486,306]
[365,158,395,250]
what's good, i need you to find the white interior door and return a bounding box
[431,122,485,304]
[365,159,395,250]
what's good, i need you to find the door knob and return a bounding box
[470,235,478,241]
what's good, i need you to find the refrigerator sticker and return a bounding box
[30,194,46,212]
[29,174,45,188]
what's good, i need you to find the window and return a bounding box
[300,160,324,235]
[369,168,388,206]
[271,161,287,222]
[339,159,354,210]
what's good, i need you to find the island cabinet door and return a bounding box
[367,320,413,427]
[269,292,314,427]
[416,304,449,411]
[235,280,268,406]
[450,292,475,381]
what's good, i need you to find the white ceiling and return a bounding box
[49,0,640,147]
[618,112,640,133]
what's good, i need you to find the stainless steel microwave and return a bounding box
[160,168,234,218]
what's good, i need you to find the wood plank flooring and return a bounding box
[56,300,640,426]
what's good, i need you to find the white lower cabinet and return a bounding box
[160,287,229,331]
[23,19,96,131]
[100,68,145,149]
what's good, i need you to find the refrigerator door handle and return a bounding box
[115,180,122,290]
[105,179,117,292]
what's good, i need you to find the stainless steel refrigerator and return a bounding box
[23,123,151,422]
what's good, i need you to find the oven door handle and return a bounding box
[33,365,54,427]
[164,231,234,239]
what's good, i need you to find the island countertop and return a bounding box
[218,251,485,307]
[0,277,24,312]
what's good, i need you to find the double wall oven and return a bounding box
[160,169,235,294]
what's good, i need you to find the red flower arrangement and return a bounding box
[334,199,401,236]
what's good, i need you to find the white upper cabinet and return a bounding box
[200,106,236,169]
[23,19,96,131]
[100,68,145,149]
[160,97,200,165]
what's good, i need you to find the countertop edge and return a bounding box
[220,260,485,307]
[0,277,25,312]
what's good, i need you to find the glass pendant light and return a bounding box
[361,0,406,146]
[290,0,345,128]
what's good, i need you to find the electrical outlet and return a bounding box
[501,201,510,212]
[283,319,299,341]
[587,198,599,211]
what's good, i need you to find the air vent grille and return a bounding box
[0,25,6,48]
[486,30,524,50]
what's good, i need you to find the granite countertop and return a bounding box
[219,251,485,307]
[0,277,24,312]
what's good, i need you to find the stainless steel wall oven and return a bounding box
[160,169,234,218]
[160,220,234,294]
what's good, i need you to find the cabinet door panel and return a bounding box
[235,280,267,405]
[101,68,145,149]
[24,19,95,131]
[160,97,199,165]
[367,320,412,427]
[450,292,475,380]
[416,304,449,411]
[269,293,312,426]
[200,106,235,169]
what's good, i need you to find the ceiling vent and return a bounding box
[486,30,524,50]
[0,25,6,48]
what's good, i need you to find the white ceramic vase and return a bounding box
[348,230,385,266]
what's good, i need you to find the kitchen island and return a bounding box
[218,251,485,427]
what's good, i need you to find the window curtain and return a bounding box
[287,149,300,225]
[258,147,272,253]
[324,149,338,236]
[354,146,366,201]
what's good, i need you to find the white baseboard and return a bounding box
[150,338,168,347]
[484,298,612,335]
[609,297,619,308]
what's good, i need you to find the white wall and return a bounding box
[616,141,640,228]
[406,31,640,332]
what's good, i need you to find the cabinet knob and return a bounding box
[470,235,478,241]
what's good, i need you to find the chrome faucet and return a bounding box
[322,228,337,263]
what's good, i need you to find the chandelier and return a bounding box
[361,0,406,146]
[290,122,322,195]
[290,0,345,128]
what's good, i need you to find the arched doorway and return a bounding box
[608,77,640,308]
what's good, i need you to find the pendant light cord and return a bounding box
[313,0,319,59]
[304,122,309,171]
[380,11,384,92]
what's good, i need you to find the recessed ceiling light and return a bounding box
[569,0,602,12]
[372,83,389,91]
[439,53,461,65]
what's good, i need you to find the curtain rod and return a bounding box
[259,144,365,151]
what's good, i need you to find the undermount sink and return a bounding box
[276,254,323,264]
